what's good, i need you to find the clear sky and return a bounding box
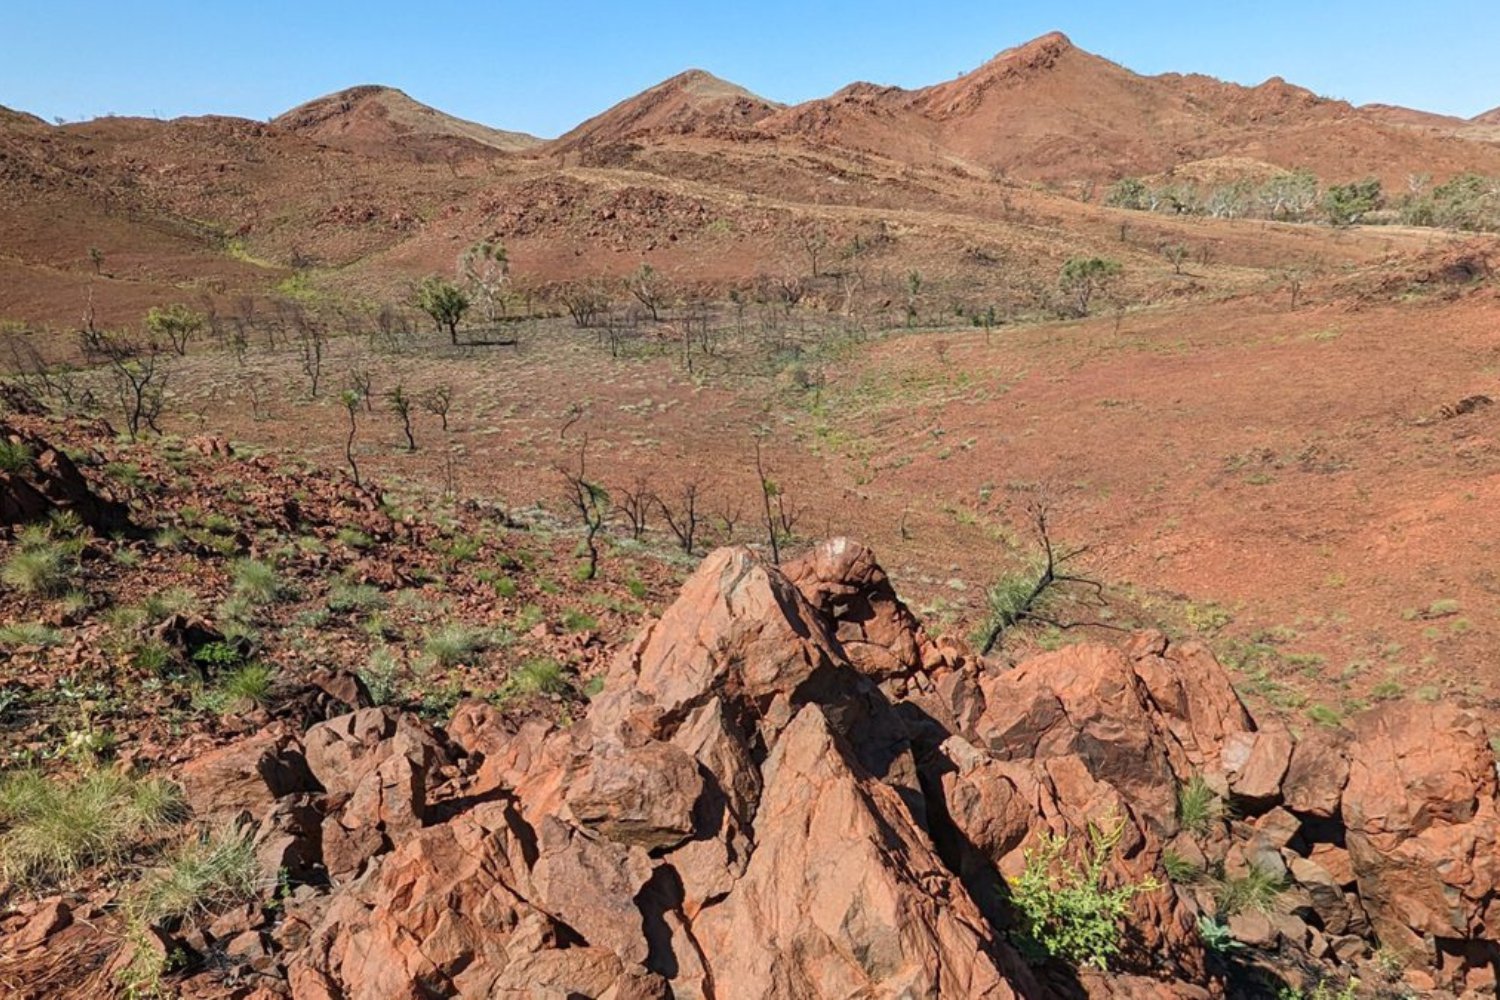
[4,2,1498,136]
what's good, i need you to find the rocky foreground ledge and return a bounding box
[11,540,1499,998]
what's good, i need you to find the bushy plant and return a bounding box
[1007,818,1160,970]
[0,439,33,473]
[423,624,491,668]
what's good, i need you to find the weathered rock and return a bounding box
[1220,727,1293,813]
[1341,702,1500,959]
[1282,727,1350,819]
[689,705,1021,999]
[1289,855,1354,935]
[177,725,317,823]
[13,899,71,950]
[566,741,705,851]
[783,537,931,679]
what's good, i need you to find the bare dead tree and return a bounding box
[97,331,170,440]
[560,433,610,581]
[615,474,653,541]
[715,498,745,544]
[420,384,454,432]
[347,364,374,412]
[561,279,609,328]
[655,479,703,554]
[295,312,327,398]
[753,435,800,564]
[977,499,1117,656]
[627,263,669,322]
[387,383,416,452]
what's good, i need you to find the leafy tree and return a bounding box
[1322,178,1381,227]
[460,239,510,323]
[1105,177,1148,211]
[144,303,204,356]
[414,276,469,344]
[1059,257,1121,317]
[627,263,669,322]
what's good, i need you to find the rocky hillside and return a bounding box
[2,409,1495,998]
[274,85,542,158]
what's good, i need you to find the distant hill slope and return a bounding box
[275,85,541,157]
[756,32,1500,185]
[548,69,782,151]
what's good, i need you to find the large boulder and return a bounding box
[1341,703,1500,963]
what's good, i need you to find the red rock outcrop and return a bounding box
[89,538,1500,998]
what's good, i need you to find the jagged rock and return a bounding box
[1282,726,1350,819]
[0,424,129,532]
[783,537,934,679]
[262,541,1500,997]
[565,740,705,851]
[1341,702,1500,961]
[13,899,71,950]
[177,725,318,823]
[305,707,449,883]
[1220,727,1293,812]
[288,800,658,1000]
[1289,855,1353,935]
[688,705,1022,999]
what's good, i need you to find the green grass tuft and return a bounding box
[0,770,183,886]
[1176,775,1224,836]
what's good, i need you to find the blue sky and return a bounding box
[4,2,1498,136]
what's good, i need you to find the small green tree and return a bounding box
[339,389,361,486]
[144,303,205,356]
[1059,257,1121,317]
[414,276,469,344]
[1322,178,1381,227]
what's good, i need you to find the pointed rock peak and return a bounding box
[651,68,772,106]
[980,30,1076,70]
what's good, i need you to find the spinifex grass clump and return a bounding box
[0,769,184,886]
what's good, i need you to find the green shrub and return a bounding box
[1196,914,1242,953]
[1162,849,1203,885]
[327,581,386,615]
[1007,819,1160,970]
[120,825,260,994]
[132,639,176,674]
[0,769,183,886]
[335,527,373,549]
[219,663,275,708]
[493,658,571,703]
[2,544,71,596]
[1176,775,1224,836]
[190,640,243,671]
[561,609,598,633]
[359,647,403,705]
[128,825,261,925]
